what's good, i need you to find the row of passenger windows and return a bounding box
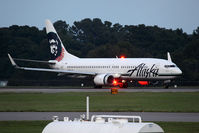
[67,66,110,69]
[67,65,176,69]
[67,66,136,69]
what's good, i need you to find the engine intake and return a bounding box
[94,74,114,85]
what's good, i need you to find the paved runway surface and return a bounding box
[0,112,198,122]
[0,88,199,93]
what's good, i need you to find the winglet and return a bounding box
[167,52,172,62]
[8,54,18,67]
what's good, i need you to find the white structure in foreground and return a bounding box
[42,115,164,133]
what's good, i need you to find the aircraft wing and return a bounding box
[8,54,96,76]
[12,58,56,64]
[16,66,96,75]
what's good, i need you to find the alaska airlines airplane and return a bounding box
[8,20,182,88]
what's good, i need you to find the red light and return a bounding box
[138,81,149,85]
[120,56,125,59]
[113,80,117,85]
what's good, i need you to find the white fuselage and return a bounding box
[51,58,182,80]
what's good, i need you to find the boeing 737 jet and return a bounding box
[8,20,182,88]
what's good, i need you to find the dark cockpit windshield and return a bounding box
[164,65,176,68]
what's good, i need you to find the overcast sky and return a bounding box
[0,0,198,34]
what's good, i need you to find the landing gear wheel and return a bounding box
[164,85,169,89]
[119,84,123,88]
[119,83,128,88]
[123,82,128,88]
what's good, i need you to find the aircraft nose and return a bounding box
[176,67,182,75]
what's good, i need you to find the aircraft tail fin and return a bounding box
[45,19,78,61]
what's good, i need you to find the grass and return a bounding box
[0,92,198,112]
[0,121,198,133]
[156,122,199,133]
[0,121,48,133]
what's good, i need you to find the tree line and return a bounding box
[0,18,198,83]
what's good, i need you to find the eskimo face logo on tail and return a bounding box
[49,39,58,56]
[127,63,159,78]
[47,32,64,61]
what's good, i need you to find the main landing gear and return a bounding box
[119,82,128,88]
[94,82,128,89]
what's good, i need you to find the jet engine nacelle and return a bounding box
[94,74,114,85]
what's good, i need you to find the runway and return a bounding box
[0,88,199,93]
[0,112,198,122]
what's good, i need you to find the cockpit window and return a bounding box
[164,65,176,68]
